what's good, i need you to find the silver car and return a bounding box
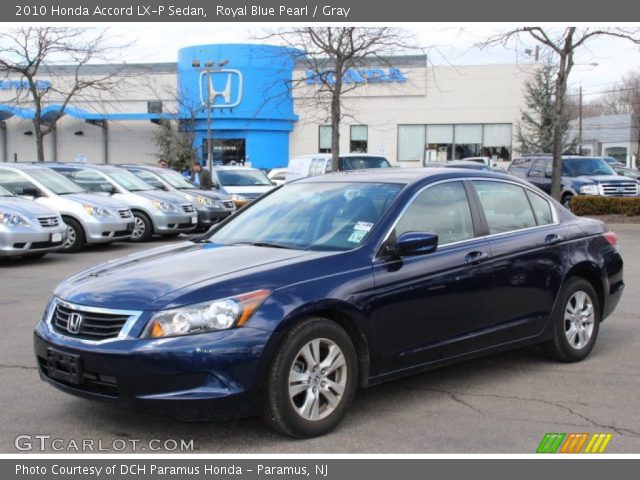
[118,165,236,230]
[0,164,134,252]
[0,184,67,258]
[48,164,198,242]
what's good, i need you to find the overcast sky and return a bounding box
[6,24,640,100]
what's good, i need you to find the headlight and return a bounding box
[83,205,113,217]
[579,185,600,195]
[152,200,177,211]
[143,289,271,338]
[196,196,215,207]
[0,211,27,226]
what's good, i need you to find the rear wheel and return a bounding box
[61,217,85,253]
[543,277,600,362]
[130,212,153,242]
[262,318,358,438]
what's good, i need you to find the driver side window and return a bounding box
[393,182,475,245]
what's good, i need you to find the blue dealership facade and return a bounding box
[177,44,300,169]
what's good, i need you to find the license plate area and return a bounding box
[51,232,63,243]
[191,216,197,224]
[46,348,82,385]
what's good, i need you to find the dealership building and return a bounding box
[0,44,534,169]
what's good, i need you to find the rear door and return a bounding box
[470,179,567,339]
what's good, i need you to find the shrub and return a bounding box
[571,195,640,216]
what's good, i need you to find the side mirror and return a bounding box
[386,232,438,257]
[545,171,553,178]
[22,186,40,197]
[100,183,117,194]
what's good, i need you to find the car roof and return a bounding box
[212,166,262,171]
[293,167,515,186]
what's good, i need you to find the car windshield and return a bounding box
[205,182,403,251]
[217,169,272,186]
[0,185,14,196]
[339,156,391,171]
[106,169,155,191]
[27,168,86,194]
[562,158,616,177]
[160,170,198,189]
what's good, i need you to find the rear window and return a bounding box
[473,181,538,234]
[339,156,391,171]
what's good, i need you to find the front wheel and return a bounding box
[542,277,600,362]
[129,212,153,242]
[61,217,85,253]
[262,318,358,438]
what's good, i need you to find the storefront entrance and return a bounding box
[203,139,246,165]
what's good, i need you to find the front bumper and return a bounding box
[84,218,134,244]
[0,225,67,257]
[153,212,198,234]
[196,208,232,228]
[33,318,273,420]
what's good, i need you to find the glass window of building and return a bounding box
[319,125,332,153]
[426,125,454,161]
[482,124,512,162]
[397,125,426,162]
[350,125,368,153]
[454,124,483,159]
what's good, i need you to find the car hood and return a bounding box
[63,192,130,209]
[0,196,59,217]
[54,242,319,310]
[133,189,192,206]
[571,175,637,183]
[183,188,229,201]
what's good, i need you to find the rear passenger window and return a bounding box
[473,181,537,234]
[526,190,554,225]
[393,181,475,245]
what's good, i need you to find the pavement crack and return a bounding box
[404,385,640,437]
[0,363,37,371]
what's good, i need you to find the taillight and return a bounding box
[603,231,618,247]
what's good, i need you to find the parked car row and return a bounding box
[0,162,240,258]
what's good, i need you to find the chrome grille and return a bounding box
[222,201,235,209]
[182,204,195,213]
[37,216,60,228]
[601,182,638,196]
[52,303,131,341]
[118,208,132,219]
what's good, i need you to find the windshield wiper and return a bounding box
[227,241,293,249]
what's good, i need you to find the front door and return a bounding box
[371,181,495,373]
[203,139,246,166]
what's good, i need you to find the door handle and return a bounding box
[545,234,563,245]
[464,251,490,264]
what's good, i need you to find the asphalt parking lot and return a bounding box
[1,226,639,454]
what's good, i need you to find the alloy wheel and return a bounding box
[288,338,348,421]
[564,290,595,350]
[132,216,146,239]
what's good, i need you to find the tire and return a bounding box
[542,277,600,362]
[262,317,358,438]
[561,194,573,210]
[129,211,153,242]
[61,217,85,253]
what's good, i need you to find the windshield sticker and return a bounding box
[348,230,367,243]
[354,221,374,232]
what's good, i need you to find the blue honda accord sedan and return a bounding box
[34,168,624,437]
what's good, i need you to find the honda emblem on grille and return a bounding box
[67,313,83,334]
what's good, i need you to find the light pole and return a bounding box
[575,63,598,156]
[193,58,228,171]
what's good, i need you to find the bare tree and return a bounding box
[479,27,640,201]
[0,27,129,161]
[262,27,420,171]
